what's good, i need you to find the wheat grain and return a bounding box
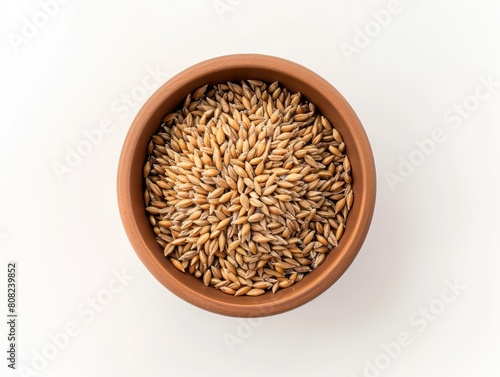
[144,79,354,296]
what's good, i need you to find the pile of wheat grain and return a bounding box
[143,80,353,296]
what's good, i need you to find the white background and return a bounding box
[1,1,499,376]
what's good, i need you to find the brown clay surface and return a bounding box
[117,54,376,317]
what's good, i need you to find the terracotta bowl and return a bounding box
[117,54,376,317]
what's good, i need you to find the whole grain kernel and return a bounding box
[144,80,353,296]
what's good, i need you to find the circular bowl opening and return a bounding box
[117,54,376,317]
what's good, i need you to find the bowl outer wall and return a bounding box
[117,54,376,317]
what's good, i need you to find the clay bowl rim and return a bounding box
[117,54,376,317]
